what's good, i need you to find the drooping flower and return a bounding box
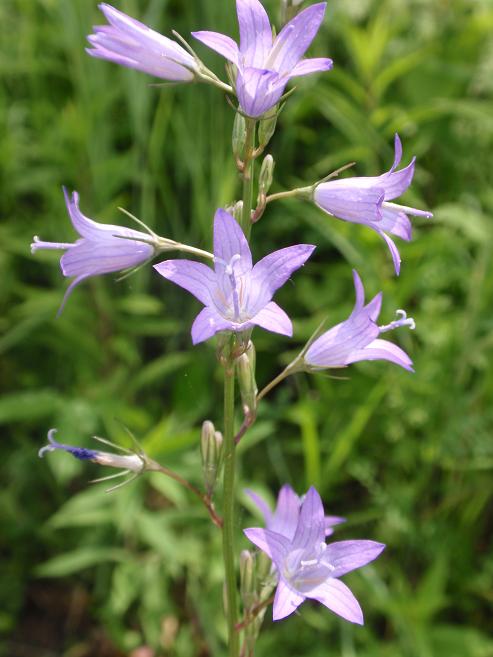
[313,134,432,274]
[154,209,315,344]
[31,189,155,312]
[192,0,332,118]
[304,270,414,371]
[39,428,145,473]
[86,3,198,81]
[245,487,385,622]
[245,484,345,539]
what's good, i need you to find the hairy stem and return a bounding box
[222,362,240,657]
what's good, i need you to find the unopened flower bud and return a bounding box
[240,550,257,610]
[230,200,244,225]
[200,421,223,496]
[236,341,257,418]
[258,155,275,199]
[232,112,247,161]
[258,106,278,149]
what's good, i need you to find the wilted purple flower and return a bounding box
[31,189,155,313]
[304,270,414,371]
[86,3,198,81]
[245,484,344,539]
[245,487,385,622]
[313,135,432,274]
[39,429,145,473]
[154,209,314,344]
[192,0,332,117]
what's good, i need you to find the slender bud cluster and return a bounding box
[200,420,223,496]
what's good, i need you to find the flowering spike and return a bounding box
[244,486,385,623]
[303,270,414,371]
[153,209,315,344]
[192,1,332,117]
[313,135,432,274]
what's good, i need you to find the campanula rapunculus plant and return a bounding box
[245,487,385,622]
[304,270,415,371]
[35,0,433,653]
[245,484,344,539]
[87,3,198,81]
[313,135,433,274]
[192,0,332,117]
[31,189,155,312]
[154,209,315,344]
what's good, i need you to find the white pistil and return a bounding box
[379,309,415,333]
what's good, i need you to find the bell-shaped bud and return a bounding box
[258,105,278,150]
[236,341,257,418]
[200,420,223,496]
[258,155,275,200]
[240,550,257,611]
[232,112,247,163]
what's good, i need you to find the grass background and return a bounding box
[1,0,493,655]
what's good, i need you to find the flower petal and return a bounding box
[380,205,412,241]
[365,292,383,322]
[267,3,327,74]
[378,230,402,275]
[270,485,302,539]
[347,337,414,372]
[60,239,153,278]
[314,181,384,225]
[379,158,416,201]
[324,516,346,536]
[322,540,385,578]
[213,208,252,275]
[250,301,293,337]
[273,580,305,621]
[153,259,216,306]
[190,306,233,344]
[307,578,364,625]
[244,527,291,564]
[244,489,273,526]
[191,30,239,66]
[250,244,315,311]
[236,67,286,118]
[292,486,326,550]
[290,57,333,77]
[236,0,273,67]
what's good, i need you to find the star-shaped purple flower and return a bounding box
[192,0,333,118]
[313,135,432,274]
[245,487,385,622]
[31,189,155,313]
[86,3,198,82]
[154,209,315,344]
[245,484,345,539]
[304,270,414,371]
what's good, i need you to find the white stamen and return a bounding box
[300,558,319,568]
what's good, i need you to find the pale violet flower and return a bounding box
[192,0,332,117]
[304,270,414,371]
[39,429,145,473]
[245,484,345,539]
[153,208,315,344]
[245,487,385,622]
[31,189,155,313]
[86,3,198,81]
[314,135,432,274]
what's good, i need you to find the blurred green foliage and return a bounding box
[1,0,493,655]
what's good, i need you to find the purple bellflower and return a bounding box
[304,270,414,371]
[154,208,315,345]
[245,487,385,623]
[192,0,332,118]
[31,189,155,313]
[86,4,198,81]
[313,135,432,274]
[39,429,145,473]
[245,484,345,539]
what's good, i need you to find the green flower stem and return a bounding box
[222,360,240,657]
[265,185,313,205]
[240,118,257,240]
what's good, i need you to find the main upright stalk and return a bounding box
[222,361,239,657]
